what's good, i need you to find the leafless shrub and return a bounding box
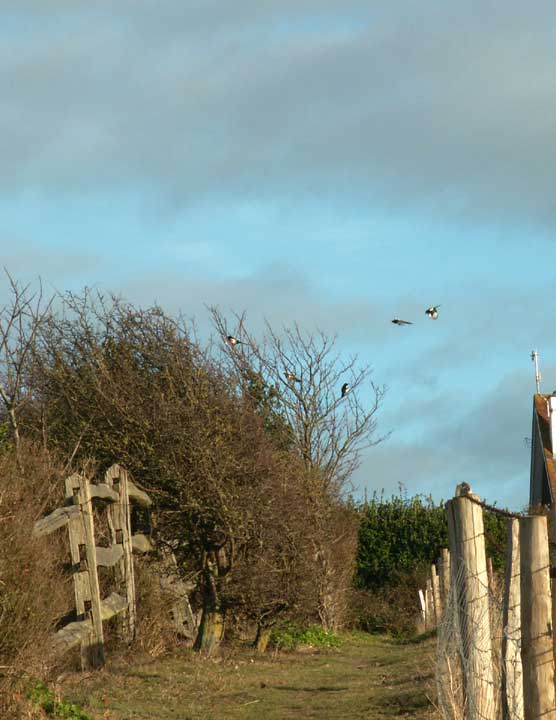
[0,443,73,716]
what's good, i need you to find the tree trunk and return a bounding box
[194,606,224,654]
[194,560,224,655]
[254,625,272,654]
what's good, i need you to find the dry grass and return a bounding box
[57,633,439,720]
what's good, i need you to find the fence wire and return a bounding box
[436,561,523,720]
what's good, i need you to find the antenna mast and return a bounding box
[531,350,541,393]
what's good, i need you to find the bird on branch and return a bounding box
[226,335,244,347]
[341,382,350,398]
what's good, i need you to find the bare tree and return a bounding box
[210,309,387,496]
[210,309,387,630]
[0,273,52,468]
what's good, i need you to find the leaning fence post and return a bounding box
[65,473,105,669]
[519,515,556,720]
[446,492,495,719]
[502,518,523,720]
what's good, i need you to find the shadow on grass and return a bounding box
[274,686,348,693]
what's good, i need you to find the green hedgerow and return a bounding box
[355,490,507,590]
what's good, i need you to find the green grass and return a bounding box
[59,633,438,719]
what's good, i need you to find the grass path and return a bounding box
[62,633,439,719]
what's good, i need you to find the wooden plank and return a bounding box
[52,593,128,653]
[132,533,154,553]
[127,479,152,507]
[78,473,105,668]
[95,544,124,567]
[105,464,137,643]
[520,515,555,720]
[33,504,80,536]
[64,473,95,670]
[90,483,119,502]
[159,547,198,639]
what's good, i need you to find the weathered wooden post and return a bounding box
[438,548,451,605]
[425,577,434,631]
[486,556,497,598]
[431,564,441,625]
[446,492,495,719]
[65,473,105,669]
[519,515,556,720]
[502,518,523,720]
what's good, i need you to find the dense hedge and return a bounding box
[355,491,508,589]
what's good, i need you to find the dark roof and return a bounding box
[532,394,556,503]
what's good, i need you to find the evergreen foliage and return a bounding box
[355,490,508,590]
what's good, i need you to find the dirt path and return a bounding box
[61,633,439,719]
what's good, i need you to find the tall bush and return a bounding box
[356,490,507,590]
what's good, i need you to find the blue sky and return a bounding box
[3,1,556,509]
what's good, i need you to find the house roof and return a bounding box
[532,393,556,503]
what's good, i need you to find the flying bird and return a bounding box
[285,371,301,383]
[391,318,413,326]
[425,305,441,320]
[341,382,350,398]
[226,335,244,346]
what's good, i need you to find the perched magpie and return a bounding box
[455,482,480,502]
[341,382,350,398]
[425,305,441,320]
[226,335,244,346]
[391,318,413,326]
[285,371,301,383]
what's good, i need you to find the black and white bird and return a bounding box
[455,482,480,502]
[425,305,441,320]
[285,371,301,383]
[226,335,244,347]
[391,318,413,326]
[341,382,350,398]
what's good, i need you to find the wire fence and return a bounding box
[436,559,522,720]
[433,494,555,720]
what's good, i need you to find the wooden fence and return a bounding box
[434,489,556,720]
[33,464,153,669]
[418,548,450,632]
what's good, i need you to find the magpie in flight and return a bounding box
[226,335,244,346]
[285,371,301,383]
[391,318,413,326]
[425,305,441,320]
[341,382,350,398]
